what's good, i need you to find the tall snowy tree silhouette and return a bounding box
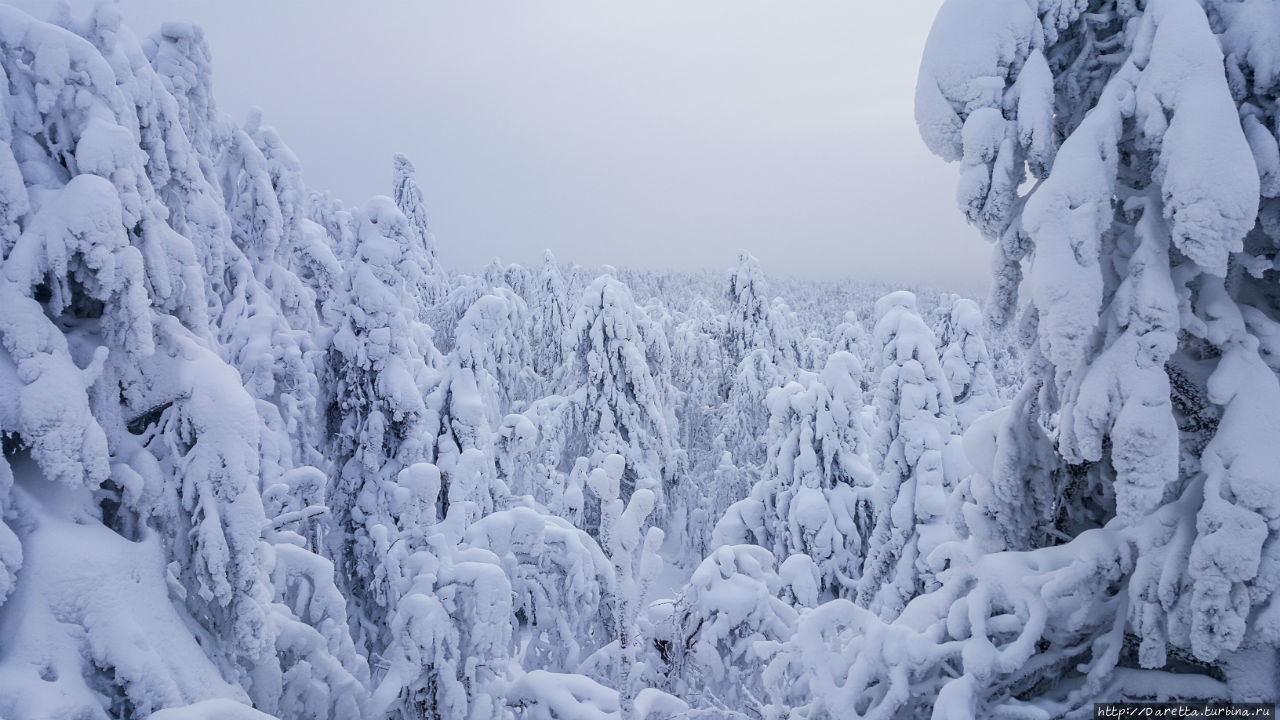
[530,250,572,379]
[428,291,535,520]
[723,250,772,375]
[937,296,1000,429]
[855,291,958,619]
[560,275,678,528]
[714,351,875,599]
[392,153,444,308]
[324,197,439,655]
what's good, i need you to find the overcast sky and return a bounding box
[39,1,989,291]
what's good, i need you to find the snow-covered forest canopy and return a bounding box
[1,0,1278,718]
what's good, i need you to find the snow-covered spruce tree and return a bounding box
[582,455,665,720]
[465,505,615,674]
[323,196,440,656]
[241,112,345,326]
[654,544,798,715]
[670,302,727,465]
[307,189,360,266]
[676,446,745,564]
[372,400,612,720]
[714,352,875,600]
[832,311,871,365]
[369,462,590,720]
[427,291,537,521]
[764,297,804,372]
[371,510,515,720]
[496,412,540,501]
[262,497,371,719]
[215,114,327,480]
[504,263,533,303]
[937,296,1001,429]
[720,251,803,373]
[637,296,684,435]
[392,153,445,309]
[723,250,772,377]
[782,1,1280,714]
[724,348,782,470]
[854,291,959,620]
[801,335,832,372]
[666,302,733,565]
[144,23,336,479]
[558,275,678,527]
[0,7,364,718]
[530,250,572,379]
[146,22,368,719]
[423,272,487,356]
[490,287,540,408]
[720,260,805,478]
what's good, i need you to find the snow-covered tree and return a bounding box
[763,298,804,371]
[428,291,537,520]
[789,0,1280,713]
[213,116,326,478]
[465,506,615,673]
[801,335,832,372]
[723,348,782,470]
[715,352,875,600]
[832,311,870,364]
[583,455,665,720]
[392,153,445,308]
[656,545,797,714]
[372,533,514,720]
[264,502,372,719]
[559,276,678,525]
[530,250,572,378]
[637,297,683,433]
[323,196,440,654]
[937,296,1000,429]
[372,449,612,720]
[723,250,772,374]
[0,8,364,718]
[854,292,959,619]
[670,305,726,463]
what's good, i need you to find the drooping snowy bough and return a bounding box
[869,0,1280,713]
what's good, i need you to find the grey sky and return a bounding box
[39,1,989,291]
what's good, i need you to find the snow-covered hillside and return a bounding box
[1,1,1278,718]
